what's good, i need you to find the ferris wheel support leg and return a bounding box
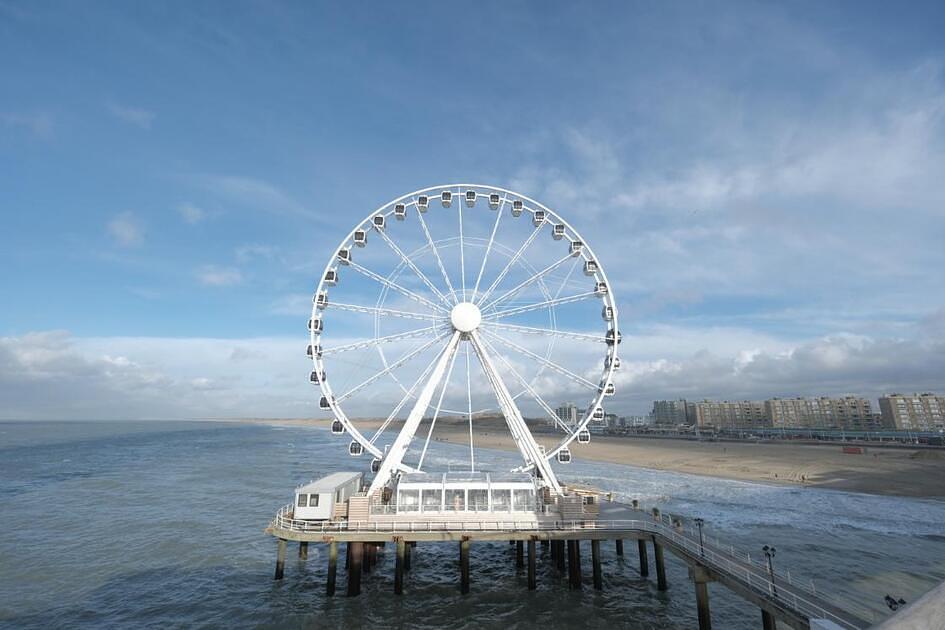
[367,331,462,496]
[468,331,562,495]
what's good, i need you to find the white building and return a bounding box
[294,471,363,520]
[555,401,580,428]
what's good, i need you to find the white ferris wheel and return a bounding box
[308,184,621,497]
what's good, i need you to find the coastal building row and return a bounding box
[878,394,945,431]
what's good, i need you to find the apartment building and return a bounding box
[879,393,945,430]
[765,396,875,430]
[692,400,770,429]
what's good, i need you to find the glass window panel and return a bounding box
[422,489,442,511]
[399,489,419,512]
[490,489,511,511]
[469,489,488,511]
[297,493,307,507]
[446,489,465,511]
[310,494,320,507]
[513,489,533,511]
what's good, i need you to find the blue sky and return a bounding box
[2,1,945,419]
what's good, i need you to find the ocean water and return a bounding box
[1,421,943,629]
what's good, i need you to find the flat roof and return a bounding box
[398,471,535,486]
[297,471,361,493]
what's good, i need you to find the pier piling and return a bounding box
[527,539,537,590]
[761,610,777,630]
[555,540,565,572]
[516,540,524,568]
[460,538,471,594]
[404,540,412,572]
[653,537,668,591]
[638,539,649,577]
[274,538,286,580]
[567,540,583,590]
[691,566,712,630]
[395,538,405,595]
[591,540,603,590]
[326,541,337,596]
[616,539,624,556]
[298,541,308,560]
[347,542,363,596]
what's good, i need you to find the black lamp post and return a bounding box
[694,518,705,556]
[762,545,777,596]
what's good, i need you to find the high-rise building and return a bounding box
[555,401,579,428]
[879,394,945,430]
[651,400,689,425]
[692,400,769,429]
[765,397,874,430]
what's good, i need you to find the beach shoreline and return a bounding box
[234,417,945,499]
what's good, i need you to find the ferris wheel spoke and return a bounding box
[458,188,467,302]
[479,334,577,437]
[368,342,448,445]
[475,223,544,306]
[480,321,605,343]
[415,204,459,304]
[336,333,449,403]
[348,260,448,313]
[484,290,598,320]
[470,195,506,303]
[374,227,454,308]
[465,343,474,471]
[468,330,562,494]
[330,301,445,322]
[480,328,599,390]
[481,253,575,312]
[368,331,462,495]
[322,325,445,356]
[417,340,461,470]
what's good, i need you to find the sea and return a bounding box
[1,421,943,629]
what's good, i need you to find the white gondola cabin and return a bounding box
[372,215,385,230]
[605,355,621,370]
[330,419,345,434]
[307,344,322,359]
[309,318,323,333]
[353,230,367,247]
[324,269,338,286]
[314,292,328,309]
[595,281,608,296]
[337,248,351,265]
[592,406,605,421]
[394,203,406,220]
[602,305,614,321]
[393,472,538,514]
[465,190,477,207]
[578,429,591,444]
[601,382,616,396]
[569,240,583,256]
[309,369,325,385]
[511,199,524,216]
[605,330,622,345]
[532,210,546,226]
[552,224,566,240]
[557,448,572,464]
[441,190,452,207]
[584,260,598,276]
[294,472,362,521]
[489,193,500,209]
[319,395,332,410]
[417,195,429,212]
[348,441,363,456]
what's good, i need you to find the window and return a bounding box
[469,489,488,511]
[491,489,511,511]
[422,489,442,512]
[446,489,465,511]
[310,494,319,507]
[297,494,307,507]
[513,489,533,511]
[399,489,419,512]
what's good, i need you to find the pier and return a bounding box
[267,500,870,630]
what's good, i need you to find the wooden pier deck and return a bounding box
[267,500,874,629]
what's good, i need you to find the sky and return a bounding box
[2,1,945,420]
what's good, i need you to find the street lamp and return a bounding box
[762,545,777,596]
[694,518,705,556]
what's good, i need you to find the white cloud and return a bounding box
[106,102,155,129]
[195,265,243,286]
[192,174,317,220]
[177,202,206,224]
[107,211,143,247]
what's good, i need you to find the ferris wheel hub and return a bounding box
[450,302,482,333]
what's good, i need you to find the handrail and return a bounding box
[269,505,866,628]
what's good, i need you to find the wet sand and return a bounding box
[236,417,945,498]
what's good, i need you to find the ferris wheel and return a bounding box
[308,184,620,496]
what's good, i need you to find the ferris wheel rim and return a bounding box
[309,183,620,467]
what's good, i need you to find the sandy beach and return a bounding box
[236,417,945,498]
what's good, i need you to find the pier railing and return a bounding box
[270,504,867,628]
